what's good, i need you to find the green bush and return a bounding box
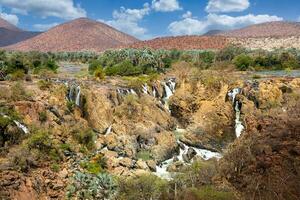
[183,186,236,200]
[10,69,25,81]
[233,54,253,71]
[94,68,105,79]
[38,80,52,90]
[117,174,168,200]
[38,111,47,122]
[105,60,143,76]
[67,172,117,200]
[80,154,107,174]
[10,82,30,101]
[74,129,95,150]
[88,59,102,74]
[27,130,52,153]
[136,150,152,161]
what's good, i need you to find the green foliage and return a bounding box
[94,68,105,79]
[216,45,247,62]
[10,82,31,101]
[67,101,75,113]
[67,171,117,200]
[73,129,95,150]
[185,186,236,200]
[10,69,25,81]
[26,130,53,153]
[80,154,107,174]
[38,111,47,122]
[136,150,152,161]
[51,163,60,172]
[88,59,102,74]
[105,60,143,76]
[38,80,52,90]
[117,174,168,200]
[233,54,253,71]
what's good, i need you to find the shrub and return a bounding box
[233,54,253,71]
[51,163,60,172]
[39,111,48,122]
[26,130,52,153]
[94,68,105,79]
[10,82,30,101]
[67,172,117,200]
[181,186,236,200]
[80,154,107,174]
[136,150,152,161]
[117,174,168,200]
[10,147,38,172]
[105,60,143,76]
[38,80,52,90]
[10,69,25,81]
[67,101,75,113]
[73,129,95,150]
[88,59,102,74]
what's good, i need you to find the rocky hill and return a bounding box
[127,36,229,50]
[6,18,139,52]
[0,18,40,47]
[220,21,300,38]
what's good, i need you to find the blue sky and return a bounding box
[0,0,299,39]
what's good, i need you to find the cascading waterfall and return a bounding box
[142,84,148,94]
[227,88,244,138]
[67,83,81,107]
[75,86,81,106]
[161,78,176,110]
[13,120,29,134]
[0,114,29,134]
[105,125,112,135]
[155,139,222,179]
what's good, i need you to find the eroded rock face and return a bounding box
[219,101,300,200]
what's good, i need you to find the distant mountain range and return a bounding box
[0,18,40,47]
[5,18,138,52]
[3,17,300,52]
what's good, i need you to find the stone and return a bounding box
[146,160,157,172]
[119,158,134,168]
[58,168,68,179]
[136,160,149,170]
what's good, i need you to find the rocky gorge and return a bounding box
[0,65,300,199]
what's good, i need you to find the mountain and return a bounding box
[219,21,300,38]
[6,18,139,52]
[127,36,229,50]
[203,30,224,36]
[0,17,41,47]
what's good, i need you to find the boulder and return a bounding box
[136,160,149,170]
[146,160,157,172]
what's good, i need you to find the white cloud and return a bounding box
[101,3,150,39]
[0,0,86,19]
[206,0,250,13]
[168,12,283,35]
[33,22,59,31]
[152,0,181,12]
[0,11,18,25]
[182,11,192,19]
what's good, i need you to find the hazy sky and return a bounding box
[0,0,299,39]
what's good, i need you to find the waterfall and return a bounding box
[234,101,244,138]
[228,88,242,103]
[155,139,222,179]
[228,88,244,138]
[142,84,148,94]
[13,120,29,134]
[1,113,29,134]
[163,82,173,100]
[105,125,112,135]
[75,86,81,106]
